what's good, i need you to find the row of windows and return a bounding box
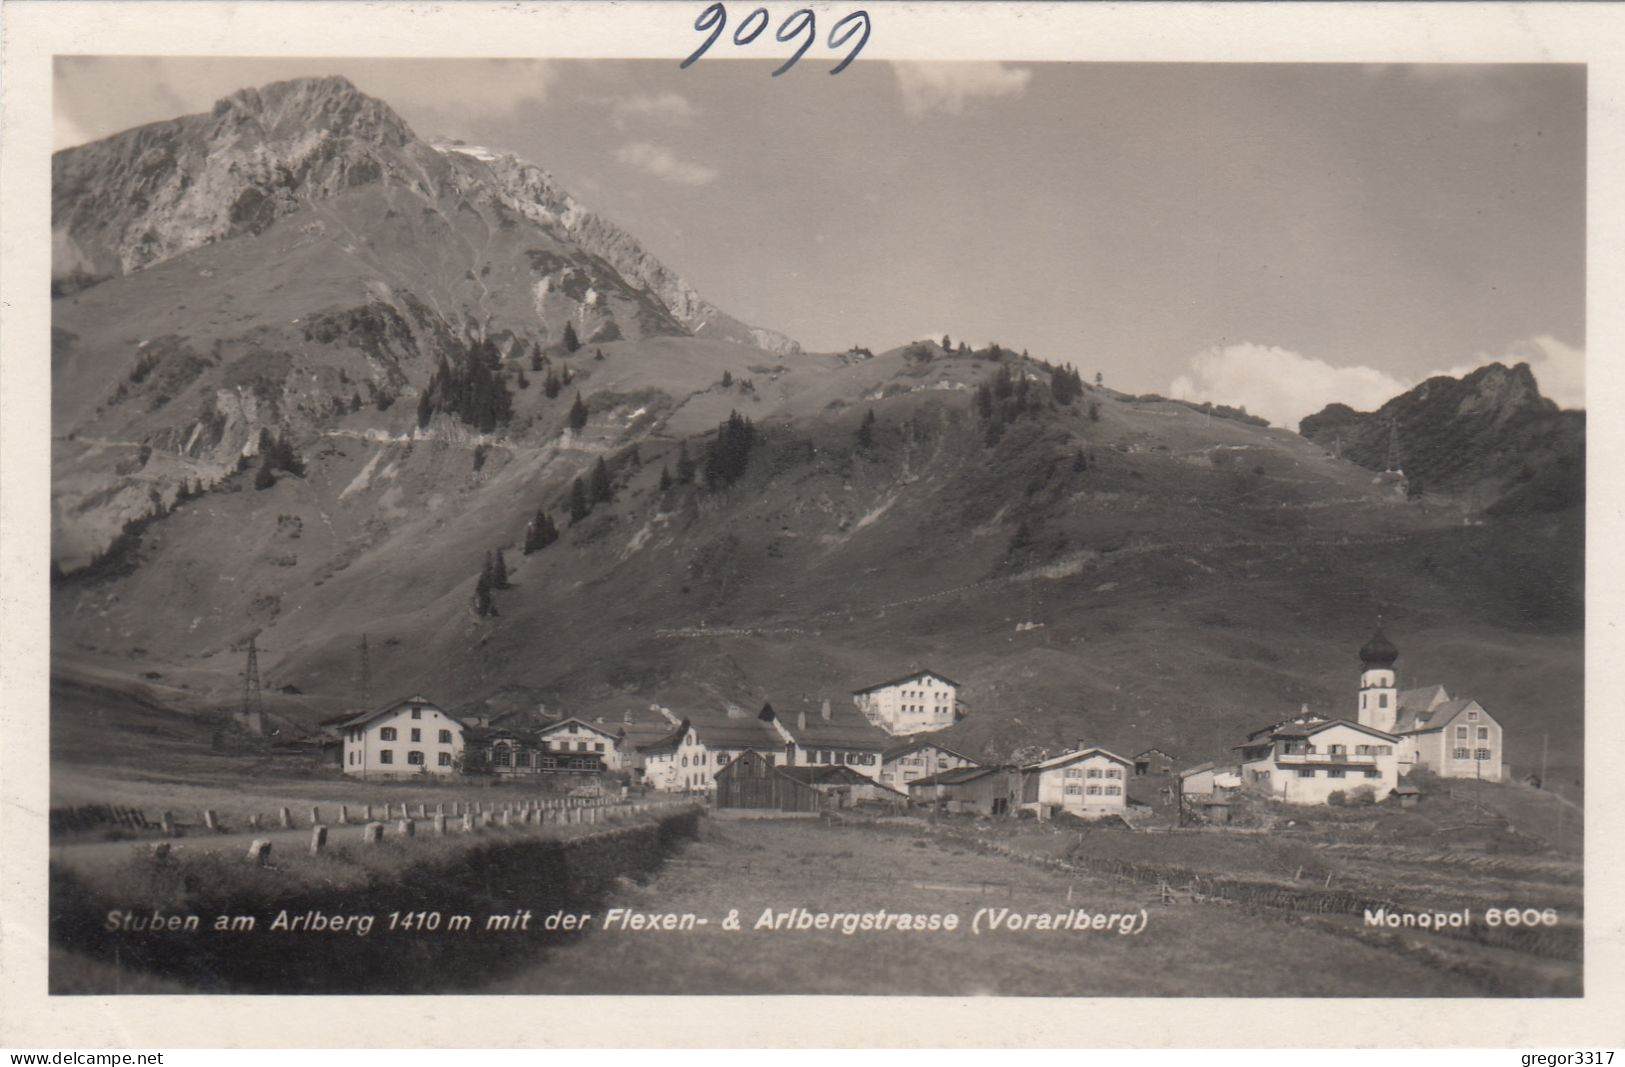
[378,727,454,744]
[1282,743,1394,756]
[1063,785,1123,796]
[1452,748,1494,761]
[1296,768,1381,778]
[351,750,452,767]
[1062,767,1124,779]
[494,749,604,769]
[1455,726,1491,740]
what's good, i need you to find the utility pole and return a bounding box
[242,634,263,718]
[359,633,373,710]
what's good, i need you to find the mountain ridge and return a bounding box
[1298,361,1584,514]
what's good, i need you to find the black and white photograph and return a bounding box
[2,0,1620,1049]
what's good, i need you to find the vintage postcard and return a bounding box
[2,0,1621,1050]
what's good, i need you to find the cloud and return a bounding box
[610,92,698,129]
[615,141,718,186]
[1169,336,1586,430]
[891,62,1031,118]
[1170,344,1409,430]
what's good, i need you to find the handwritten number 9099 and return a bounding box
[681,4,871,75]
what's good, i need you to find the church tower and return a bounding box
[1357,623,1399,733]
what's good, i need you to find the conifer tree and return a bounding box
[544,371,561,399]
[942,334,952,351]
[675,441,696,485]
[490,548,510,589]
[1089,401,1101,422]
[530,341,544,372]
[590,457,613,503]
[857,409,876,450]
[254,453,276,491]
[1072,448,1088,473]
[562,322,581,353]
[659,465,672,492]
[721,370,733,388]
[473,569,498,617]
[568,392,589,432]
[350,391,363,413]
[569,477,590,524]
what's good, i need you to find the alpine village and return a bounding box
[46,76,1583,997]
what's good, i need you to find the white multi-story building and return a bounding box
[1235,713,1403,804]
[338,695,463,778]
[535,718,626,771]
[1019,745,1133,817]
[851,670,960,735]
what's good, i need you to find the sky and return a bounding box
[54,58,1585,427]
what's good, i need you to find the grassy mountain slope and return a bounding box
[52,344,1584,786]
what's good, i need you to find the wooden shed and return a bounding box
[908,766,1021,816]
[713,750,819,813]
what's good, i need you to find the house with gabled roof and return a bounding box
[879,737,981,792]
[636,707,786,793]
[1235,711,1403,804]
[851,668,961,735]
[760,698,891,780]
[337,694,463,778]
[1018,744,1133,817]
[533,717,627,771]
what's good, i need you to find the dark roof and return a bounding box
[777,765,906,794]
[535,717,622,740]
[1236,719,1401,752]
[1177,761,1217,778]
[636,720,690,755]
[1396,697,1484,735]
[1134,748,1176,760]
[1022,747,1134,772]
[851,669,960,695]
[772,700,891,751]
[333,694,445,730]
[1398,685,1449,712]
[1359,625,1399,667]
[881,737,980,764]
[907,766,1006,788]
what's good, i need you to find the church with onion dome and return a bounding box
[1356,624,1505,783]
[1232,624,1505,805]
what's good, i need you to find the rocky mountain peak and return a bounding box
[209,76,415,148]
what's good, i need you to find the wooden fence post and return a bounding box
[433,814,448,835]
[203,809,220,832]
[397,818,415,838]
[279,807,293,829]
[310,824,328,855]
[247,838,272,865]
[362,822,385,845]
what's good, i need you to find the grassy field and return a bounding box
[487,815,1560,997]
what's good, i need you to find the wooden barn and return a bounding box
[776,765,908,809]
[907,766,1021,816]
[713,750,819,813]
